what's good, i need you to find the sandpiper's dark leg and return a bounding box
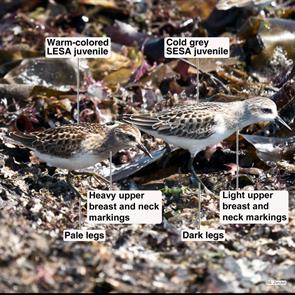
[188,156,213,195]
[71,171,110,187]
[161,142,172,168]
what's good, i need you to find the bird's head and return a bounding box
[245,97,291,130]
[111,124,152,158]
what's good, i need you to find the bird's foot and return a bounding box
[190,175,215,196]
[71,171,110,189]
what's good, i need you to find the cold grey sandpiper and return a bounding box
[123,97,291,188]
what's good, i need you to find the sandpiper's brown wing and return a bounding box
[123,103,223,139]
[8,124,107,158]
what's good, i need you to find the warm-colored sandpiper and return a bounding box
[6,122,152,195]
[123,97,291,187]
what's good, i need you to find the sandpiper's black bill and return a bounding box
[276,116,292,131]
[137,143,153,159]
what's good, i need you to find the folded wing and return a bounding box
[122,104,219,140]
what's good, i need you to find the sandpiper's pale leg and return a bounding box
[71,171,110,187]
[66,171,83,198]
[66,171,83,228]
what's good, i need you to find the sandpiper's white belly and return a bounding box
[145,128,235,157]
[34,151,102,170]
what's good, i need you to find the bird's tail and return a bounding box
[121,114,158,130]
[5,130,36,148]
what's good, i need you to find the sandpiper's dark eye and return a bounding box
[261,108,272,114]
[127,134,136,141]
